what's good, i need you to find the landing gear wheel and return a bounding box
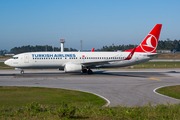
[20,70,24,74]
[87,69,93,74]
[82,69,87,73]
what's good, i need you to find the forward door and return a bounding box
[24,54,29,63]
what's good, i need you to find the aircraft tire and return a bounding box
[82,69,87,73]
[20,70,24,74]
[87,69,93,74]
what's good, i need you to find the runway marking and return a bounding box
[146,77,161,81]
[91,92,111,107]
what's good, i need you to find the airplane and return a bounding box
[4,24,162,74]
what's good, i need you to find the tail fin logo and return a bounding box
[140,34,157,53]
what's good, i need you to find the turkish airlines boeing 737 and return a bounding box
[5,24,162,74]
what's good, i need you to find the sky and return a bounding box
[0,0,180,51]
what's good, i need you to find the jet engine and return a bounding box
[64,63,82,73]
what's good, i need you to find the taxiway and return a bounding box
[0,69,180,107]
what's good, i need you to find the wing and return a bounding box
[81,47,136,67]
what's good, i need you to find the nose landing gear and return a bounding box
[20,70,24,74]
[15,68,24,74]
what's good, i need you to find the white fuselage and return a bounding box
[4,51,156,70]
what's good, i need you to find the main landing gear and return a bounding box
[82,69,93,74]
[87,69,93,74]
[20,70,24,74]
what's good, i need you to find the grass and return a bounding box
[1,100,180,119]
[124,61,180,69]
[157,85,180,99]
[0,86,180,119]
[0,86,106,109]
[0,62,13,69]
[157,53,180,59]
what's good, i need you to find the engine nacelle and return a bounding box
[64,63,82,73]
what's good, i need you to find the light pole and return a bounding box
[80,40,83,52]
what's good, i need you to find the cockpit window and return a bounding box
[11,57,18,59]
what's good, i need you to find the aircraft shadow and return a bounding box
[0,70,170,78]
[0,70,176,78]
[93,71,167,78]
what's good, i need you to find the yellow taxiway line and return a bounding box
[146,77,161,81]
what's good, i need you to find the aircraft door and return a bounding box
[24,54,29,63]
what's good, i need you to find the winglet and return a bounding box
[125,47,136,60]
[91,48,95,52]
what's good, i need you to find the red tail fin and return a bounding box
[125,24,162,53]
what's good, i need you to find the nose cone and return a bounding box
[4,59,11,66]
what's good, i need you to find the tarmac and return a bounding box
[0,68,180,107]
